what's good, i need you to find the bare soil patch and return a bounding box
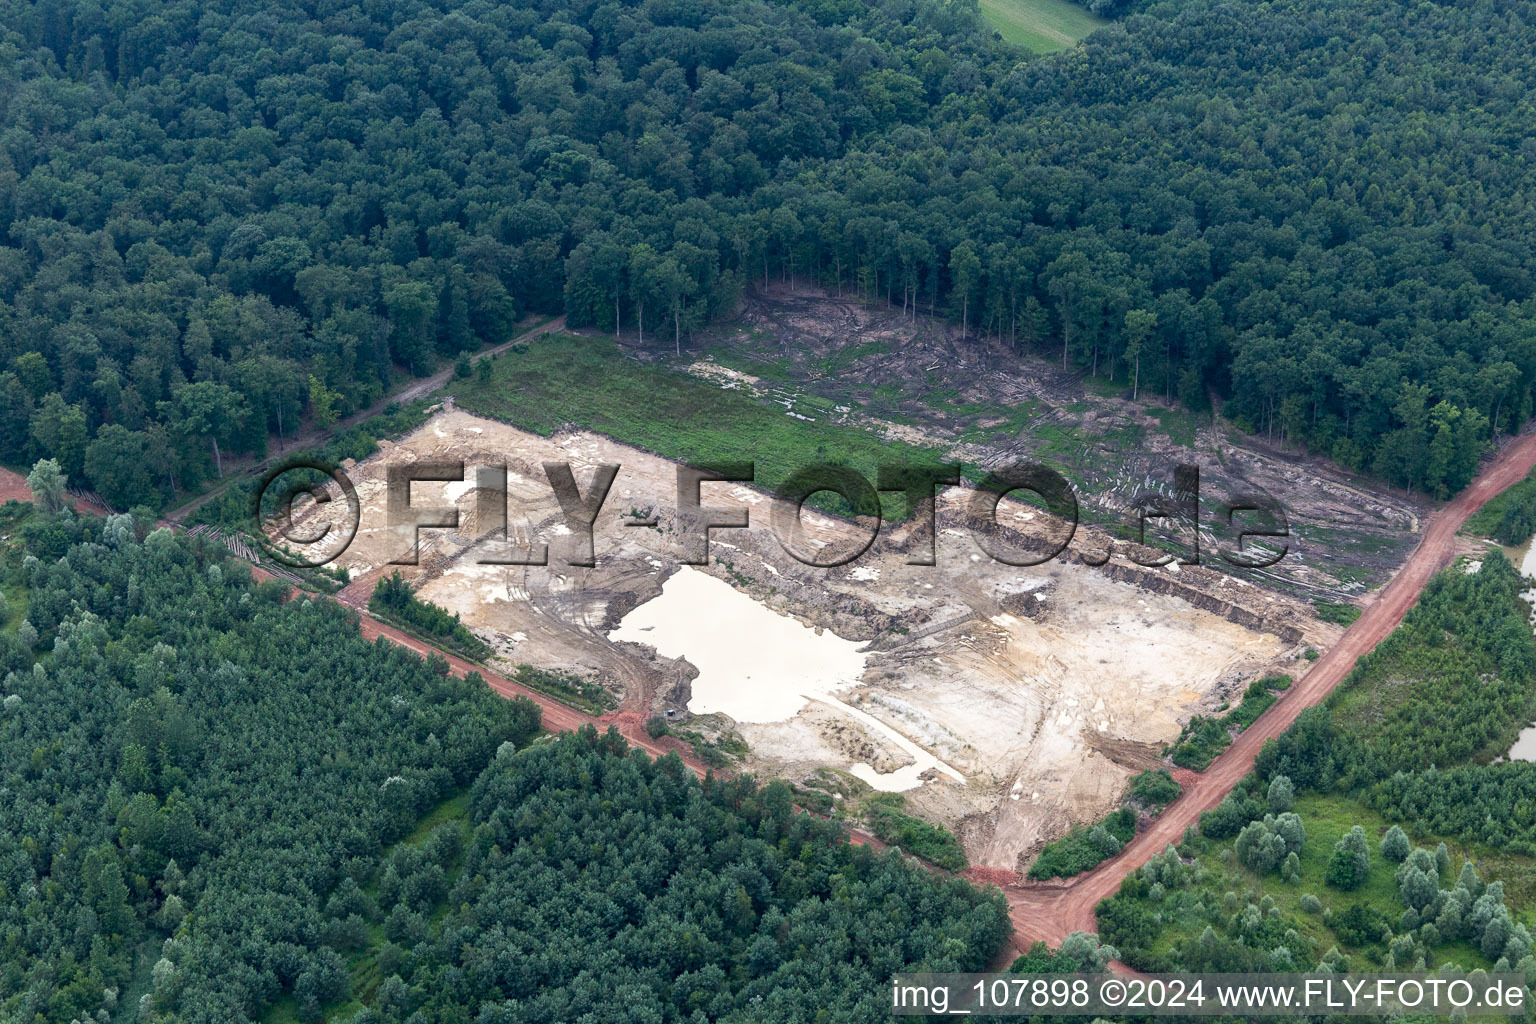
[709,286,1424,604]
[288,406,1327,870]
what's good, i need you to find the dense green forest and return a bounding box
[1095,554,1536,975]
[4,0,1536,508]
[0,505,1010,1023]
[17,0,1536,1002]
[327,727,1007,1022]
[0,508,542,1022]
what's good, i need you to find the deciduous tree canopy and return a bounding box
[4,0,1536,503]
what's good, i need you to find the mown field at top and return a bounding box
[979,0,1108,51]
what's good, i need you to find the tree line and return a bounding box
[5,0,1536,511]
[370,569,491,661]
[322,727,1008,1023]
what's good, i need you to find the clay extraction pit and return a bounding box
[288,406,1334,872]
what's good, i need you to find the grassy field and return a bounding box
[454,333,951,519]
[979,0,1108,52]
[1150,405,1205,447]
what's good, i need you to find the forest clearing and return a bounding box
[285,402,1329,872]
[260,282,1456,874]
[216,279,1447,875]
[16,0,1536,1010]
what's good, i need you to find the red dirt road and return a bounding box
[344,583,701,765]
[335,422,1531,959]
[0,466,111,515]
[242,563,704,769]
[0,468,33,505]
[17,411,1536,959]
[1002,428,1536,952]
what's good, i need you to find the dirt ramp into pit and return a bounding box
[297,407,1324,875]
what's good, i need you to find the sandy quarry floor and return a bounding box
[283,405,1334,871]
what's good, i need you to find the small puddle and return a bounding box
[609,567,964,790]
[1497,532,1536,578]
[1507,727,1536,762]
[1490,534,1536,760]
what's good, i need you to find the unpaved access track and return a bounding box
[11,352,1536,960]
[1002,427,1536,952]
[244,560,704,768]
[285,406,1317,871]
[351,601,695,763]
[299,422,1536,961]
